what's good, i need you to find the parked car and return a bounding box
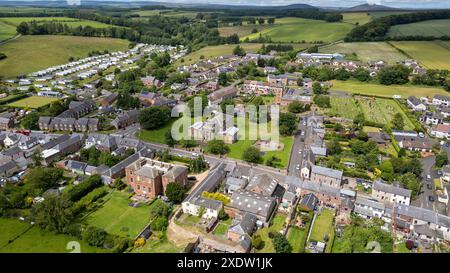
[426,175,431,180]
[428,196,435,202]
[427,184,432,190]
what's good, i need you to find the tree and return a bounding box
[327,138,342,155]
[272,233,292,253]
[313,95,331,108]
[312,82,325,94]
[288,101,305,113]
[21,112,39,130]
[83,226,107,247]
[151,216,168,231]
[353,113,365,127]
[436,151,449,167]
[378,65,411,85]
[189,155,208,173]
[252,235,264,250]
[207,139,230,155]
[218,207,228,220]
[164,130,177,147]
[258,18,265,25]
[399,172,422,197]
[139,106,171,130]
[279,112,298,136]
[24,167,63,194]
[149,199,171,219]
[267,18,275,24]
[31,150,43,167]
[165,182,186,203]
[32,195,74,233]
[233,45,246,56]
[391,113,405,130]
[266,155,281,168]
[218,72,228,86]
[243,146,261,163]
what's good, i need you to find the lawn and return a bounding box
[7,96,60,109]
[319,42,407,64]
[362,126,381,133]
[0,218,104,253]
[327,96,361,119]
[0,35,129,78]
[242,17,354,43]
[356,97,415,130]
[287,226,308,253]
[331,80,449,98]
[309,209,335,243]
[388,19,450,38]
[132,231,182,253]
[212,218,232,236]
[341,12,372,25]
[85,190,152,239]
[254,214,287,253]
[390,41,450,70]
[136,118,177,144]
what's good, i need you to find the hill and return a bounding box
[346,3,399,12]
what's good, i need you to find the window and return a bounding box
[130,178,134,183]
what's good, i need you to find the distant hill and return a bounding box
[345,3,399,12]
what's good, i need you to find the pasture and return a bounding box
[134,10,199,18]
[0,35,129,78]
[390,41,450,70]
[0,20,17,41]
[368,11,413,19]
[319,42,407,63]
[218,24,272,38]
[7,96,59,109]
[242,17,354,43]
[331,80,449,98]
[341,12,372,25]
[387,19,450,38]
[327,96,361,120]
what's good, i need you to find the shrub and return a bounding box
[83,226,107,247]
[64,175,103,202]
[134,237,146,248]
[150,216,168,231]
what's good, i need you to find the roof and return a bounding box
[299,193,318,211]
[311,165,343,180]
[230,190,276,219]
[355,197,385,211]
[191,196,223,211]
[373,180,412,198]
[67,160,87,172]
[228,213,257,236]
[246,173,278,196]
[184,162,227,202]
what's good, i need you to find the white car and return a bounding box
[298,150,302,154]
[301,131,305,136]
[295,164,300,170]
[191,153,199,157]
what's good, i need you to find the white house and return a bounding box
[181,196,223,219]
[372,180,411,205]
[431,124,450,139]
[433,95,450,107]
[407,96,426,111]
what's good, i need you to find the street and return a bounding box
[412,155,437,211]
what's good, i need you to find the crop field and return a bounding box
[8,96,59,109]
[341,12,372,25]
[327,96,361,119]
[387,19,450,38]
[331,80,449,98]
[390,41,450,70]
[242,17,354,43]
[319,42,407,63]
[0,35,129,78]
[356,97,415,130]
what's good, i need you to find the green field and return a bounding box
[331,80,449,98]
[287,226,308,253]
[369,11,413,19]
[219,24,273,38]
[341,12,372,25]
[254,214,287,253]
[388,19,450,38]
[309,209,334,243]
[137,118,177,144]
[0,17,111,27]
[0,35,129,78]
[85,191,152,239]
[132,232,182,253]
[390,41,450,70]
[242,17,354,43]
[357,97,415,130]
[327,96,361,119]
[134,10,199,18]
[0,218,104,253]
[212,218,232,236]
[8,96,60,109]
[0,20,17,41]
[320,42,407,63]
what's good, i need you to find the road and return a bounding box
[412,155,437,211]
[287,116,307,176]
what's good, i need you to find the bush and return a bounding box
[134,237,146,248]
[64,223,82,240]
[165,182,186,203]
[150,216,168,231]
[83,226,107,247]
[252,235,264,250]
[64,175,103,202]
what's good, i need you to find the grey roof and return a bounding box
[299,193,317,211]
[41,134,71,150]
[191,196,223,210]
[373,180,411,198]
[355,197,385,211]
[228,213,257,236]
[407,96,423,106]
[414,224,436,238]
[55,135,81,151]
[185,162,227,202]
[163,165,188,180]
[67,160,87,172]
[284,176,340,197]
[396,204,437,224]
[230,190,276,219]
[225,177,247,190]
[311,165,343,180]
[136,166,161,178]
[2,146,22,156]
[246,173,278,196]
[0,161,18,174]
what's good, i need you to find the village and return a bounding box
[1,36,450,254]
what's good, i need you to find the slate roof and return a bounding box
[246,173,278,196]
[228,213,257,236]
[373,180,412,198]
[230,190,276,219]
[311,165,343,180]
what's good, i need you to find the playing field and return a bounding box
[319,42,407,63]
[7,96,60,109]
[242,17,354,43]
[341,12,372,25]
[331,80,449,98]
[327,96,361,120]
[387,19,450,38]
[356,97,415,130]
[390,41,450,70]
[0,35,129,78]
[85,191,152,239]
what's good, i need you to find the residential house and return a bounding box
[207,86,238,106]
[431,124,450,139]
[372,180,411,205]
[100,93,118,106]
[433,95,450,107]
[111,110,139,129]
[298,193,318,212]
[407,96,427,111]
[398,139,433,152]
[225,177,248,194]
[0,112,14,130]
[310,165,343,188]
[227,213,257,242]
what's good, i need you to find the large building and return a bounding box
[310,165,343,188]
[125,157,188,199]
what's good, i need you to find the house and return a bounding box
[125,157,188,200]
[141,76,161,87]
[367,132,390,148]
[1,146,24,161]
[440,107,450,118]
[227,213,257,242]
[278,88,312,106]
[228,190,277,224]
[423,112,443,125]
[398,139,433,152]
[85,134,117,152]
[138,91,158,105]
[65,160,88,175]
[111,110,139,129]
[207,86,238,106]
[310,165,343,188]
[41,135,82,165]
[0,112,14,130]
[58,100,96,119]
[353,197,387,220]
[188,113,238,144]
[372,180,411,205]
[203,80,219,91]
[391,130,418,138]
[441,165,450,183]
[243,80,284,96]
[3,134,20,147]
[433,95,450,107]
[280,187,297,213]
[39,117,99,132]
[18,136,39,150]
[407,96,426,111]
[184,196,223,220]
[0,161,20,178]
[100,93,118,106]
[285,176,341,208]
[225,177,248,194]
[431,124,450,139]
[298,193,318,212]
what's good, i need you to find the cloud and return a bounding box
[67,0,81,5]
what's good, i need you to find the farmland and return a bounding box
[0,17,112,28]
[390,41,450,70]
[319,42,407,63]
[356,97,415,130]
[7,96,60,109]
[242,17,354,43]
[327,96,361,119]
[341,12,372,25]
[218,24,272,38]
[331,80,449,98]
[0,35,129,78]
[0,20,17,41]
[133,10,200,18]
[387,19,450,38]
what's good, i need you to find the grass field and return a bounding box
[134,10,200,18]
[390,41,450,70]
[7,96,59,109]
[85,191,152,239]
[137,118,177,144]
[341,12,372,25]
[388,19,450,38]
[212,218,232,236]
[319,42,407,63]
[0,218,104,253]
[309,209,334,243]
[0,17,111,27]
[132,231,182,253]
[242,17,354,43]
[254,214,287,253]
[0,35,129,78]
[357,97,415,130]
[327,96,361,119]
[218,24,273,38]
[331,80,449,98]
[0,20,17,41]
[287,226,308,253]
[369,11,413,19]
